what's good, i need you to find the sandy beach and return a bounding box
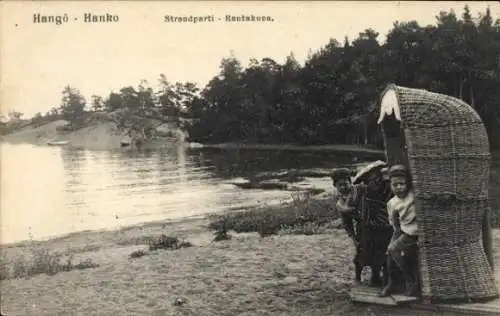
[1,211,499,316]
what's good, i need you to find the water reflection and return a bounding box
[1,144,67,243]
[188,148,363,179]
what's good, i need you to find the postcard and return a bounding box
[1,1,499,315]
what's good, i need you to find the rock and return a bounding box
[231,180,289,191]
[253,170,305,183]
[280,276,299,285]
[259,181,289,190]
[187,142,204,148]
[330,218,344,229]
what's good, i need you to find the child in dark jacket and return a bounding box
[332,166,393,287]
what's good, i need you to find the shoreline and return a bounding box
[190,142,385,156]
[1,139,384,157]
[1,213,212,249]
[1,120,385,158]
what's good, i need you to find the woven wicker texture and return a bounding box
[379,84,498,301]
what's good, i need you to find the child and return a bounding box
[331,168,362,284]
[380,164,419,297]
[332,166,392,287]
[331,168,360,248]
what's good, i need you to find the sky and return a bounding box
[1,1,498,118]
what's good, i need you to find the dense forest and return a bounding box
[4,6,500,148]
[185,6,500,148]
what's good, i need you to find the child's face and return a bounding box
[390,176,408,198]
[366,171,382,190]
[334,178,351,195]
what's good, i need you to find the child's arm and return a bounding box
[401,202,418,236]
[405,203,417,224]
[392,212,401,235]
[387,201,399,232]
[387,203,401,252]
[340,212,358,243]
[387,214,402,253]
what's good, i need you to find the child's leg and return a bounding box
[379,229,400,296]
[389,234,419,296]
[354,260,362,284]
[380,232,409,297]
[379,253,395,296]
[402,241,420,296]
[353,245,362,284]
[370,264,382,286]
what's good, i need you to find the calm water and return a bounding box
[1,143,363,244]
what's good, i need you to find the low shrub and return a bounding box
[212,217,232,242]
[129,249,149,259]
[208,193,337,237]
[148,234,193,251]
[279,222,327,236]
[0,247,99,280]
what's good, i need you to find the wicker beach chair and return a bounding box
[377,84,498,303]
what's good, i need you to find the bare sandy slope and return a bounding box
[1,120,68,144]
[1,120,186,150]
[1,218,498,316]
[57,122,125,150]
[1,120,128,150]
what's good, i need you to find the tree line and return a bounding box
[186,6,500,148]
[18,75,199,134]
[8,6,500,148]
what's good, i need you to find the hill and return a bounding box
[0,113,186,150]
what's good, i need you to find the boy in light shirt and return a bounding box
[380,164,419,297]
